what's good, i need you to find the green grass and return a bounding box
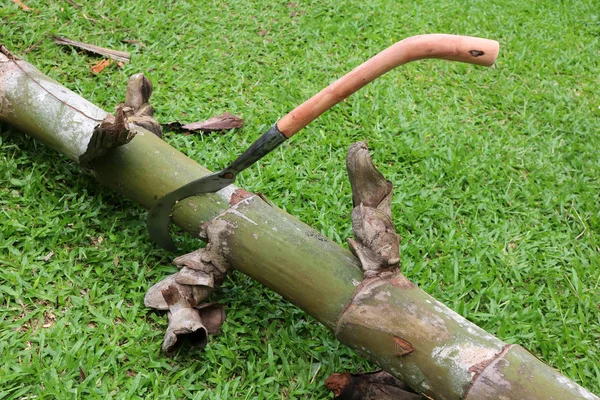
[1,0,599,398]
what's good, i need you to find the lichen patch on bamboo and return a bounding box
[0,50,17,118]
[226,209,258,226]
[465,345,600,399]
[431,343,502,374]
[0,48,107,161]
[555,376,599,400]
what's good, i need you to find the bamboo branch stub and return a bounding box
[82,73,161,165]
[121,73,162,137]
[346,142,400,277]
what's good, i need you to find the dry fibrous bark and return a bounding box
[144,220,231,354]
[1,46,598,400]
[82,73,161,165]
[81,104,135,165]
[163,112,245,133]
[325,370,423,400]
[346,142,400,278]
[122,73,162,137]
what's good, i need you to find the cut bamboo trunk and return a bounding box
[1,48,597,400]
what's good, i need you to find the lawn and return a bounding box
[1,0,599,398]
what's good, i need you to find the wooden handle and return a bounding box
[277,34,499,138]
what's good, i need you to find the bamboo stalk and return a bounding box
[0,48,597,400]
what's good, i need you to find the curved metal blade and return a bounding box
[147,125,286,251]
[147,171,235,250]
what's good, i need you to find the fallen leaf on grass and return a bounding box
[13,0,33,11]
[90,58,113,74]
[54,36,130,63]
[325,370,423,400]
[164,112,245,133]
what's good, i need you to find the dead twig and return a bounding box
[53,36,130,63]
[23,38,44,54]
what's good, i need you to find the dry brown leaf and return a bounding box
[13,0,33,11]
[90,58,113,74]
[54,36,130,63]
[325,371,423,400]
[166,112,245,133]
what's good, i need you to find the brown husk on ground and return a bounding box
[325,370,423,400]
[163,112,244,133]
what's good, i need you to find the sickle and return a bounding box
[147,34,499,250]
